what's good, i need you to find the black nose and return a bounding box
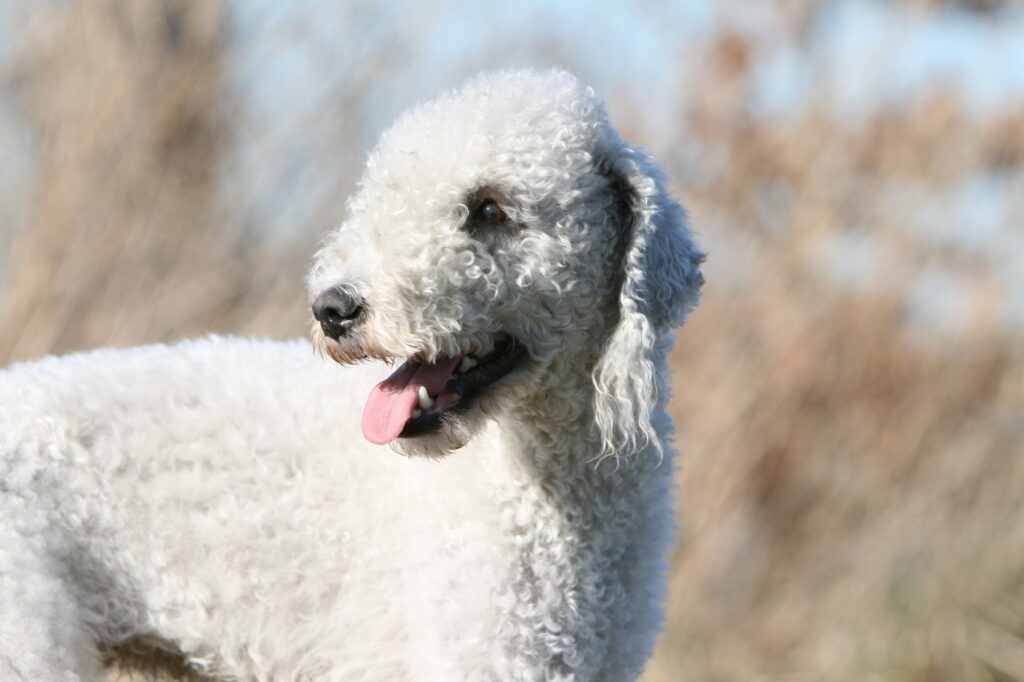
[312,287,365,341]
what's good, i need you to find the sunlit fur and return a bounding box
[0,69,702,681]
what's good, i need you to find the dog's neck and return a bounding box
[483,358,676,680]
[510,345,670,474]
[499,347,675,523]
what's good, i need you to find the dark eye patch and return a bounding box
[464,194,519,236]
[473,198,508,224]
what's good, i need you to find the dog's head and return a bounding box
[309,69,703,458]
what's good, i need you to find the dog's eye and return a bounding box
[474,199,507,224]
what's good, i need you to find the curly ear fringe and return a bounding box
[592,145,704,463]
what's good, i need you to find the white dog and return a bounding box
[0,69,703,681]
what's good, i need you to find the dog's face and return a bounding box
[308,72,628,456]
[308,70,703,458]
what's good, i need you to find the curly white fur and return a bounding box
[0,69,703,681]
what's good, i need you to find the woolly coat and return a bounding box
[0,69,703,681]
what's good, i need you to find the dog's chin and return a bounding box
[389,411,477,459]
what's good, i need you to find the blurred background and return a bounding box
[1,0,1022,680]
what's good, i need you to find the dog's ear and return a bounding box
[592,145,705,461]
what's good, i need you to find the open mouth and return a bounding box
[360,334,527,444]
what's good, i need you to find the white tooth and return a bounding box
[417,386,433,410]
[459,356,477,373]
[412,408,422,419]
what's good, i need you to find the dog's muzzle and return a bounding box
[312,286,365,341]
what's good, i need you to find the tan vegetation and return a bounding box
[0,1,1020,680]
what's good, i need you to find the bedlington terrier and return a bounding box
[0,69,703,681]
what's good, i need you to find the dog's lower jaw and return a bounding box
[390,427,466,459]
[390,408,478,458]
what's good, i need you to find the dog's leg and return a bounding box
[0,522,101,682]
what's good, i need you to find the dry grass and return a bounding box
[644,21,1024,682]
[0,0,311,365]
[650,282,1024,681]
[1,1,1021,680]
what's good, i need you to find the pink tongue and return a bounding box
[361,355,462,445]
